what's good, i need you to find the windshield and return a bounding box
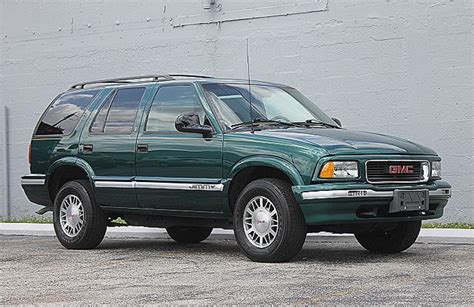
[201,83,337,131]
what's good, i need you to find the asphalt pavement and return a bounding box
[1,233,473,305]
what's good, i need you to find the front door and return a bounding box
[135,84,223,214]
[79,86,153,207]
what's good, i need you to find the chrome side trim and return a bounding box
[301,188,451,200]
[21,178,46,185]
[94,180,224,191]
[135,182,224,191]
[21,174,46,186]
[94,181,136,189]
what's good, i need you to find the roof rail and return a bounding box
[70,74,213,89]
[168,74,213,79]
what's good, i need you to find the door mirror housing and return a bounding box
[332,117,342,127]
[175,112,213,136]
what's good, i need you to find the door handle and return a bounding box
[137,144,148,153]
[81,144,93,153]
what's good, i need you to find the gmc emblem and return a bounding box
[388,165,414,174]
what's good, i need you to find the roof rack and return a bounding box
[70,74,213,89]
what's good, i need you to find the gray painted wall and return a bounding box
[0,0,472,222]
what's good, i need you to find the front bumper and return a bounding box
[292,180,451,225]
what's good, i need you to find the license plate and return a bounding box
[389,189,429,213]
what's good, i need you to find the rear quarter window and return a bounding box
[89,87,145,135]
[35,90,99,136]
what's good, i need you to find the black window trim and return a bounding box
[33,90,100,139]
[89,86,146,136]
[142,83,216,135]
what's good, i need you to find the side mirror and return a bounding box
[175,112,213,136]
[332,117,342,127]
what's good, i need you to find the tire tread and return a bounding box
[234,178,307,262]
[355,220,421,253]
[53,179,107,249]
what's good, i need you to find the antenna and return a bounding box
[246,38,254,134]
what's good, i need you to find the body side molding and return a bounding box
[94,179,224,191]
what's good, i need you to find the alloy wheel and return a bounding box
[243,196,279,248]
[59,194,84,237]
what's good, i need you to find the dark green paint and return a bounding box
[23,78,451,226]
[299,200,447,225]
[255,128,437,156]
[134,83,223,212]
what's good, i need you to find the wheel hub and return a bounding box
[253,210,271,234]
[59,194,84,238]
[243,196,279,248]
[66,204,81,228]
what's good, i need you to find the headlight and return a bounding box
[431,161,441,178]
[319,161,359,179]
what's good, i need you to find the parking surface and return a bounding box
[1,233,473,305]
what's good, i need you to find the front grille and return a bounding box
[366,160,426,183]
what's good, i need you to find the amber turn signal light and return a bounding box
[319,161,335,178]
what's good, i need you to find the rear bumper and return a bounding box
[21,174,52,207]
[292,180,451,225]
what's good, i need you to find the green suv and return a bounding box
[21,74,451,262]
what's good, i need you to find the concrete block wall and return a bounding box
[0,0,472,222]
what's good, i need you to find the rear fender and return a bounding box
[47,157,95,190]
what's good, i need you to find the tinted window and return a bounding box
[202,83,336,130]
[146,85,205,132]
[90,88,145,134]
[202,83,265,127]
[35,90,99,136]
[89,92,114,134]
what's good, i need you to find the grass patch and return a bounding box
[110,217,127,225]
[422,222,474,229]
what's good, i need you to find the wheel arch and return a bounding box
[226,156,304,213]
[47,157,95,203]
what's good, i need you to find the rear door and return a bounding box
[135,83,223,214]
[78,86,153,207]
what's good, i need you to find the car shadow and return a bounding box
[96,235,421,264]
[99,238,240,253]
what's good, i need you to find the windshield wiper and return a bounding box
[291,119,341,129]
[231,118,296,130]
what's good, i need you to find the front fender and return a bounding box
[227,155,305,186]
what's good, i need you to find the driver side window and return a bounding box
[145,85,206,132]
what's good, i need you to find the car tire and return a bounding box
[355,220,421,253]
[233,178,307,262]
[53,180,107,249]
[166,226,213,243]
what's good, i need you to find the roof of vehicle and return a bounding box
[68,74,288,91]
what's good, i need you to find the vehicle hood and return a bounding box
[254,128,437,156]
